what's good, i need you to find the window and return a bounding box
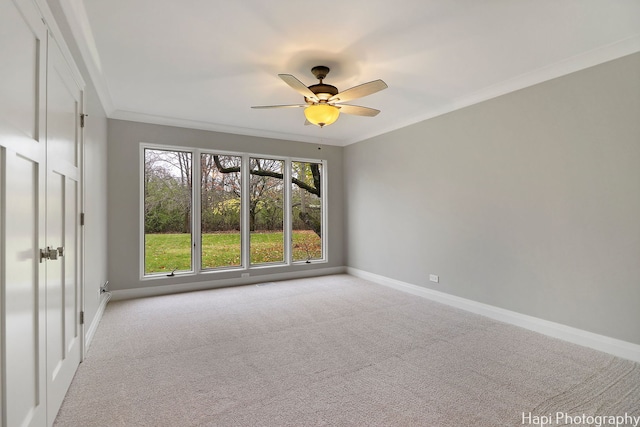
[144,148,193,275]
[250,158,285,265]
[142,146,326,277]
[200,154,242,269]
[292,161,322,262]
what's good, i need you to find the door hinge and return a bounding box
[80,311,85,325]
[80,212,85,226]
[80,113,88,128]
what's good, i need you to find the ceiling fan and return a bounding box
[252,65,388,128]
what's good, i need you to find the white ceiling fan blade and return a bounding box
[329,79,388,103]
[278,74,319,102]
[337,104,381,117]
[251,104,308,109]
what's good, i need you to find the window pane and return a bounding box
[292,161,322,262]
[201,154,242,269]
[144,149,192,275]
[250,158,284,264]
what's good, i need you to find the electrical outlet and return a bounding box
[429,274,439,283]
[99,280,109,294]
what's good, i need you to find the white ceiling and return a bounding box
[58,0,640,146]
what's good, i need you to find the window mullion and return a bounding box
[322,160,328,261]
[241,153,250,269]
[192,149,201,273]
[284,158,292,264]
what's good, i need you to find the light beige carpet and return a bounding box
[54,275,640,426]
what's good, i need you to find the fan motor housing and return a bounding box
[307,83,338,102]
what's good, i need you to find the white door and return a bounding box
[1,1,84,426]
[0,0,48,426]
[44,34,83,426]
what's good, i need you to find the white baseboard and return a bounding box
[347,267,640,363]
[110,266,347,301]
[84,291,111,352]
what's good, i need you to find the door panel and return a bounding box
[0,0,43,142]
[47,65,78,168]
[45,35,83,426]
[64,178,79,349]
[46,172,64,380]
[1,0,48,426]
[3,151,46,427]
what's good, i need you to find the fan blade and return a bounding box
[251,104,308,109]
[328,79,387,103]
[278,74,319,102]
[337,104,380,117]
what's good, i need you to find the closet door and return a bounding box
[0,0,48,426]
[45,34,83,426]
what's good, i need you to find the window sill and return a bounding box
[141,259,328,282]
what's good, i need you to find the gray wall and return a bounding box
[47,0,109,338]
[107,120,344,292]
[344,53,640,345]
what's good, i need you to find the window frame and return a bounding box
[248,156,287,267]
[140,143,328,280]
[198,152,243,272]
[140,144,196,278]
[290,160,325,264]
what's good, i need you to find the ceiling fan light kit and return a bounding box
[304,104,340,127]
[252,65,387,128]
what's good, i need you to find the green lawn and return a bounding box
[144,233,192,273]
[145,231,321,274]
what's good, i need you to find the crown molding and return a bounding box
[110,110,344,146]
